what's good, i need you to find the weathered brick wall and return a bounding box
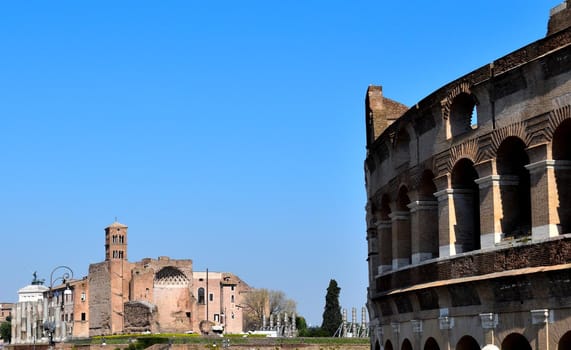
[88,262,111,336]
[72,278,90,338]
[375,236,571,294]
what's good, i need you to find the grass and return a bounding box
[75,334,369,346]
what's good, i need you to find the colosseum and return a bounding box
[365,2,571,350]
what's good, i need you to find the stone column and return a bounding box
[377,220,393,273]
[390,211,411,269]
[411,319,423,350]
[530,309,551,350]
[435,188,455,258]
[475,175,503,248]
[14,303,21,344]
[26,303,32,342]
[526,160,562,240]
[408,200,439,264]
[479,313,498,347]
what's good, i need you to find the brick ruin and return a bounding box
[365,2,571,350]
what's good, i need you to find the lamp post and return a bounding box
[43,266,74,346]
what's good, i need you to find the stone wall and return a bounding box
[364,2,571,349]
[88,262,111,336]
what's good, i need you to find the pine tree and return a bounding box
[321,279,342,336]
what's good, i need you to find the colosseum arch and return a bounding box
[401,338,412,350]
[451,158,481,253]
[455,335,480,350]
[496,136,532,239]
[501,333,531,350]
[424,337,440,350]
[385,339,394,350]
[449,92,478,138]
[558,330,571,349]
[365,5,571,349]
[553,118,571,234]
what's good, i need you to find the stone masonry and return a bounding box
[365,2,571,350]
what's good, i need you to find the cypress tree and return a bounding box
[321,279,342,336]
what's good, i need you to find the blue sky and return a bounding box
[0,1,562,326]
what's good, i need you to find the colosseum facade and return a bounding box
[365,2,571,350]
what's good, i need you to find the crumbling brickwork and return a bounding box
[365,2,571,349]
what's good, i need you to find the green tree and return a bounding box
[321,279,342,336]
[0,320,11,343]
[295,316,307,335]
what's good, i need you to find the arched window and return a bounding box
[451,159,481,253]
[198,287,205,304]
[384,340,394,350]
[450,93,477,138]
[497,137,531,238]
[501,333,531,350]
[456,335,480,350]
[401,339,412,350]
[558,330,571,350]
[424,337,440,350]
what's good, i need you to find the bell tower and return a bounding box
[105,221,128,261]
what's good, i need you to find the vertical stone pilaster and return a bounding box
[435,189,455,257]
[526,160,561,240]
[408,200,439,264]
[530,309,552,350]
[411,319,423,350]
[475,175,503,248]
[390,211,411,269]
[479,313,498,347]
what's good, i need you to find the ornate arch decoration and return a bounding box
[489,121,530,158]
[440,81,474,120]
[154,266,190,286]
[547,104,571,141]
[446,138,480,174]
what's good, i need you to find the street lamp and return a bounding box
[43,266,74,346]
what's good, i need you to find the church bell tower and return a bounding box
[105,221,128,261]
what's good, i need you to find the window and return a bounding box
[214,314,219,322]
[209,293,213,302]
[198,288,205,304]
[81,313,86,321]
[81,292,86,301]
[231,286,235,291]
[231,295,234,303]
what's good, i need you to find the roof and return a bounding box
[18,283,49,294]
[106,221,127,228]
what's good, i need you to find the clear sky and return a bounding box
[0,1,562,326]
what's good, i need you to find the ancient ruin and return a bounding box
[365,2,571,349]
